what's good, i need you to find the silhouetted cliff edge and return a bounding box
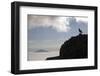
[46,34,88,60]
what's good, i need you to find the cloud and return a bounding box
[76,17,88,22]
[28,15,70,32]
[67,17,88,34]
[28,15,88,33]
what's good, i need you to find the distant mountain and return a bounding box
[46,34,88,60]
[35,49,48,53]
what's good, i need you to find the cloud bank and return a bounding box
[28,15,70,32]
[28,15,88,32]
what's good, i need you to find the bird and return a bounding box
[78,28,82,35]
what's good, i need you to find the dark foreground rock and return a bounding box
[46,34,88,60]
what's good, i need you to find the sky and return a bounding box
[28,15,88,53]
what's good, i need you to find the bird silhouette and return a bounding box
[78,28,82,35]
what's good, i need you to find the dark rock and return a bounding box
[46,34,88,60]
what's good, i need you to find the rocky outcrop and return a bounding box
[46,34,88,60]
